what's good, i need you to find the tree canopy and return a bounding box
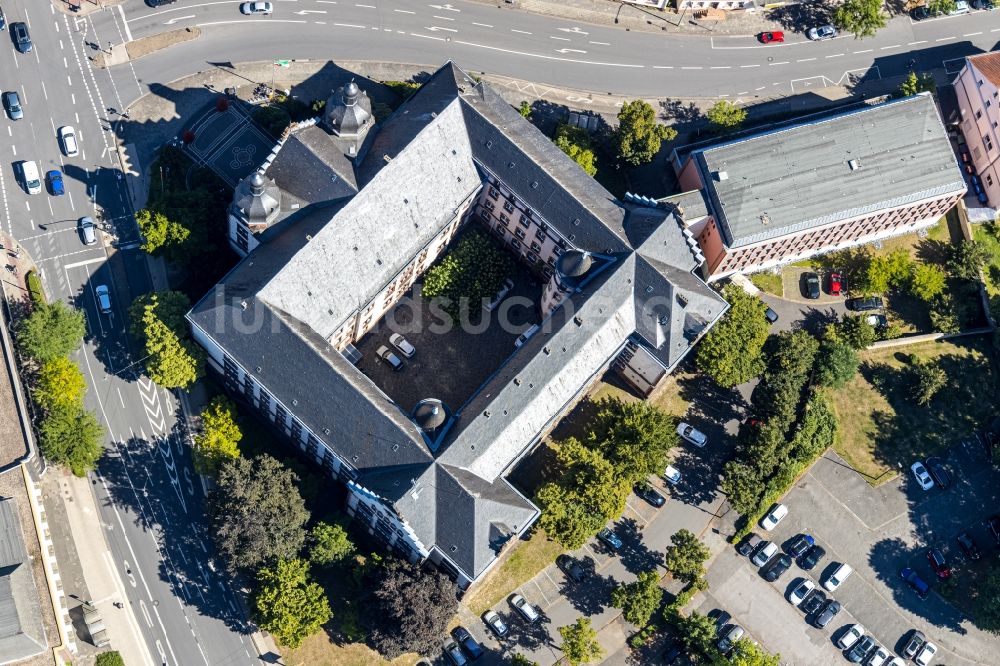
[898,71,937,98]
[208,455,309,573]
[610,569,663,627]
[129,291,205,389]
[706,100,748,130]
[674,611,718,657]
[974,566,1000,635]
[136,208,191,258]
[814,337,859,389]
[722,639,782,666]
[253,558,331,648]
[587,398,675,484]
[833,0,886,39]
[16,301,86,363]
[33,357,86,413]
[696,284,771,388]
[309,520,356,567]
[94,652,125,666]
[558,617,604,666]
[663,529,710,583]
[615,100,676,166]
[834,314,877,350]
[422,229,513,319]
[39,405,104,476]
[193,396,242,475]
[555,124,598,177]
[910,263,947,301]
[911,361,947,406]
[367,560,459,659]
[949,239,990,280]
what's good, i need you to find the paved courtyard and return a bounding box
[184,102,275,187]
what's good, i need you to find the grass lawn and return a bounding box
[975,222,1000,322]
[748,272,783,296]
[462,529,563,616]
[828,337,1000,485]
[284,635,422,666]
[589,371,694,420]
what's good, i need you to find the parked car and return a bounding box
[677,422,707,447]
[514,323,540,348]
[814,599,841,628]
[829,271,843,296]
[2,90,22,120]
[911,461,934,490]
[950,0,971,13]
[79,216,97,245]
[485,277,514,311]
[800,589,827,615]
[482,610,508,638]
[865,313,887,328]
[556,554,591,583]
[597,527,622,551]
[147,0,179,5]
[847,635,877,663]
[95,285,113,314]
[866,645,891,666]
[762,553,792,582]
[509,594,540,623]
[789,579,815,606]
[662,641,684,664]
[664,465,682,486]
[376,345,403,371]
[451,626,483,660]
[914,641,937,666]
[443,637,468,666]
[901,567,930,599]
[0,6,4,30]
[717,625,744,653]
[758,31,784,43]
[58,126,79,157]
[838,623,865,650]
[807,24,837,40]
[47,170,65,196]
[956,531,982,561]
[11,21,31,53]
[926,548,951,580]
[764,306,779,323]
[925,457,950,489]
[787,533,814,558]
[799,544,826,571]
[886,658,905,666]
[902,630,926,659]
[988,515,1000,545]
[240,1,273,14]
[824,562,853,591]
[911,4,931,18]
[737,533,762,557]
[846,296,883,311]
[802,272,821,299]
[760,503,788,531]
[634,481,665,507]
[707,608,731,630]
[753,541,778,567]
[389,333,415,358]
[972,0,994,8]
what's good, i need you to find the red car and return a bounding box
[829,271,843,296]
[759,31,785,44]
[926,548,951,580]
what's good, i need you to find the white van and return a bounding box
[21,160,40,194]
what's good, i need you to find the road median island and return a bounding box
[95,27,202,68]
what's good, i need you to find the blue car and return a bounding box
[47,170,64,196]
[597,527,623,551]
[901,567,930,600]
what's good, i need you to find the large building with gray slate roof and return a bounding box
[188,62,726,587]
[0,499,46,664]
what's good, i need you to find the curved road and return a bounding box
[91,0,1000,105]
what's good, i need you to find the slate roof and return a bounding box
[189,61,723,584]
[692,93,966,248]
[0,500,46,663]
[263,122,359,213]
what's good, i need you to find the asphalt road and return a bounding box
[0,2,260,664]
[88,0,1000,106]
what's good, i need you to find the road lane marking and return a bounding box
[769,61,789,65]
[356,2,376,7]
[825,53,845,58]
[394,8,415,13]
[550,36,570,41]
[880,44,901,50]
[681,66,702,69]
[589,41,610,45]
[797,57,816,62]
[426,25,457,32]
[710,66,731,69]
[41,82,48,100]
[510,28,532,34]
[472,22,492,27]
[117,5,134,41]
[936,36,954,41]
[452,39,644,68]
[432,15,455,20]
[854,48,873,53]
[741,64,760,68]
[653,65,673,69]
[908,40,927,45]
[964,32,982,36]
[333,22,365,28]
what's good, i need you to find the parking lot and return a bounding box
[705,435,1000,666]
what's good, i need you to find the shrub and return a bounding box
[25,270,45,305]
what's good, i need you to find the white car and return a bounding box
[807,25,837,40]
[866,645,890,666]
[515,323,540,348]
[752,541,777,567]
[824,562,853,591]
[240,1,272,14]
[664,465,682,485]
[677,422,707,447]
[389,333,415,358]
[838,624,865,649]
[509,594,540,623]
[58,126,79,157]
[950,0,971,13]
[887,658,906,666]
[484,277,514,311]
[911,461,934,490]
[789,579,815,606]
[760,503,788,531]
[914,642,937,666]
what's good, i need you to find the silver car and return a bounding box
[240,1,272,13]
[3,91,22,120]
[79,216,97,245]
[807,25,837,40]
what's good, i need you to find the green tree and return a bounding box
[16,301,86,362]
[814,337,859,388]
[911,361,947,405]
[130,292,205,389]
[309,520,356,567]
[95,652,125,666]
[33,357,86,413]
[535,483,605,549]
[909,263,947,301]
[135,208,190,256]
[554,124,598,177]
[610,569,663,627]
[558,617,604,666]
[421,229,513,319]
[587,398,675,484]
[898,71,937,98]
[368,560,459,659]
[929,293,960,333]
[706,100,748,130]
[948,239,991,280]
[663,529,710,583]
[974,566,1000,634]
[518,101,532,119]
[129,291,191,337]
[674,611,718,657]
[833,0,887,38]
[510,655,540,666]
[696,284,771,388]
[861,250,912,294]
[835,314,877,350]
[254,558,331,648]
[724,638,782,666]
[927,0,957,14]
[39,405,104,476]
[193,396,242,475]
[208,455,310,573]
[615,100,677,166]
[253,105,292,138]
[721,460,763,515]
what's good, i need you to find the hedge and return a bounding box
[25,270,45,305]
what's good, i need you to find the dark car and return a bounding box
[764,306,779,323]
[787,534,815,558]
[556,554,592,583]
[762,553,792,582]
[597,527,622,551]
[737,533,762,557]
[0,8,5,31]
[11,21,30,53]
[847,635,877,663]
[901,567,930,600]
[902,630,926,659]
[799,544,826,571]
[146,0,179,4]
[481,610,508,638]
[814,599,841,628]
[989,515,1000,545]
[846,296,883,311]
[803,272,821,299]
[707,608,731,631]
[633,481,665,508]
[972,0,994,8]
[451,626,483,660]
[800,589,827,615]
[911,4,931,18]
[443,637,468,666]
[925,457,951,489]
[956,531,982,561]
[2,90,21,120]
[662,641,684,664]
[926,548,951,580]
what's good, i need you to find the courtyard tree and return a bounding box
[911,361,947,406]
[558,617,604,666]
[663,529,711,583]
[721,460,764,515]
[948,239,991,280]
[615,100,677,166]
[192,396,242,476]
[696,284,771,388]
[253,558,331,648]
[674,611,718,657]
[16,301,86,363]
[835,314,877,350]
[587,398,675,484]
[909,263,947,301]
[33,357,86,413]
[39,405,104,476]
[706,100,748,130]
[94,653,125,666]
[208,455,309,573]
[833,0,887,39]
[554,124,598,177]
[898,71,937,98]
[814,337,859,389]
[129,291,205,389]
[309,519,356,567]
[535,483,606,549]
[421,229,513,319]
[610,569,663,627]
[136,208,191,257]
[860,249,912,294]
[367,560,458,659]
